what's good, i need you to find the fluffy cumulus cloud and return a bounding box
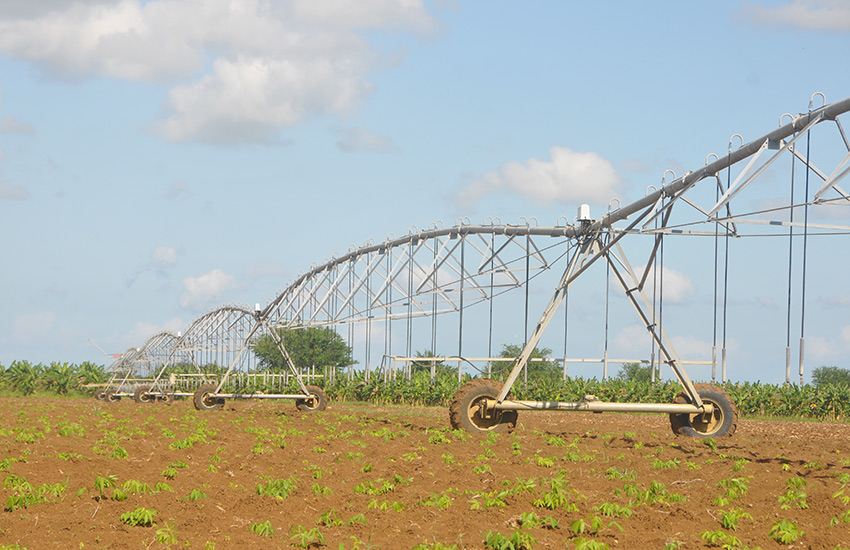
[613,324,714,362]
[456,147,622,208]
[124,316,184,345]
[629,265,695,303]
[806,324,850,361]
[179,268,239,310]
[0,0,437,144]
[739,0,850,32]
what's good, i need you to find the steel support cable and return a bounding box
[431,239,438,383]
[406,243,413,381]
[603,229,611,381]
[712,177,722,382]
[785,147,797,384]
[457,235,465,386]
[524,233,531,389]
[488,232,495,378]
[563,239,570,383]
[365,263,372,382]
[799,119,813,384]
[722,155,732,383]
[659,201,666,379]
[651,204,660,384]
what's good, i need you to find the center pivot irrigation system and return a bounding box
[102,93,850,438]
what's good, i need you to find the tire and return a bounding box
[104,389,121,403]
[94,389,107,401]
[449,378,518,434]
[157,393,174,405]
[296,385,327,412]
[193,384,224,411]
[669,383,738,438]
[133,386,153,404]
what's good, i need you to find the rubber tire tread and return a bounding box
[669,383,738,438]
[296,385,328,412]
[449,378,518,435]
[133,386,153,404]
[193,384,224,411]
[104,389,120,403]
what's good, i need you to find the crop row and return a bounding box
[2,360,850,421]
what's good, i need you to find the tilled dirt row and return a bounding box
[1,397,850,549]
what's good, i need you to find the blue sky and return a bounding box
[1,0,849,384]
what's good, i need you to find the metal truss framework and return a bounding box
[109,94,850,425]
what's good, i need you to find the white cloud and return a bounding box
[631,265,694,303]
[180,268,239,309]
[335,126,399,153]
[0,0,437,143]
[0,180,30,200]
[13,311,55,344]
[806,325,850,361]
[0,115,35,134]
[156,53,373,143]
[456,147,622,208]
[125,316,184,344]
[613,324,716,362]
[739,0,850,32]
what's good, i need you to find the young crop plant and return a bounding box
[623,480,686,506]
[604,467,636,481]
[517,511,559,530]
[122,480,153,495]
[713,477,750,506]
[249,520,275,538]
[184,489,209,502]
[346,513,367,526]
[256,476,297,500]
[651,458,680,470]
[317,509,342,527]
[777,477,808,510]
[3,476,67,512]
[367,498,404,512]
[532,454,556,468]
[311,483,333,497]
[56,452,83,461]
[154,522,178,545]
[120,507,157,527]
[700,530,745,549]
[571,538,610,550]
[532,474,583,511]
[569,515,623,537]
[483,528,536,550]
[420,492,453,510]
[769,519,804,544]
[410,543,458,550]
[92,473,118,501]
[353,478,396,496]
[594,502,633,518]
[290,525,326,548]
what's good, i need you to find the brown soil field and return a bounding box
[2,396,850,549]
